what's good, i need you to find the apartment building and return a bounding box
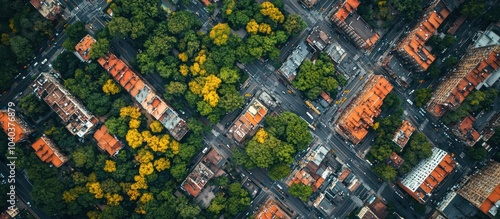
[335,75,393,145]
[398,147,456,203]
[427,24,500,117]
[31,136,68,168]
[181,148,226,197]
[306,26,332,51]
[331,0,380,50]
[32,73,98,137]
[392,120,416,150]
[0,110,34,143]
[278,41,310,82]
[457,162,500,218]
[75,34,96,62]
[97,53,188,140]
[228,99,268,143]
[29,0,62,20]
[395,0,451,72]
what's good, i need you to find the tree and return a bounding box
[170,163,187,181]
[288,183,312,202]
[372,163,397,181]
[414,88,432,107]
[71,146,96,169]
[104,160,117,172]
[144,35,177,59]
[460,0,486,18]
[153,158,170,172]
[210,23,231,46]
[19,94,48,118]
[9,36,34,63]
[166,81,187,97]
[102,79,121,95]
[283,14,306,35]
[468,146,487,161]
[208,194,226,214]
[260,2,285,23]
[167,11,200,35]
[218,90,244,112]
[149,120,164,133]
[105,117,128,138]
[90,38,110,59]
[218,67,240,84]
[126,129,144,149]
[268,163,291,180]
[107,17,132,37]
[265,112,312,151]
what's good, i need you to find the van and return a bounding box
[409,89,415,95]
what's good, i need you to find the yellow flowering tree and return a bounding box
[154,157,171,172]
[178,52,188,62]
[209,23,231,46]
[126,129,144,149]
[255,128,269,144]
[86,182,104,199]
[102,79,121,95]
[246,19,259,34]
[149,120,164,133]
[103,160,117,172]
[105,193,123,206]
[129,119,141,129]
[139,162,154,176]
[260,2,284,23]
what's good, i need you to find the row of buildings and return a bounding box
[74,34,188,141]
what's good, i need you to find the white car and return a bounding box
[41,58,48,65]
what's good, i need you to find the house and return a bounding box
[392,120,416,150]
[453,115,481,146]
[255,198,292,219]
[228,99,268,143]
[93,125,123,157]
[74,34,96,62]
[388,152,404,169]
[0,110,34,143]
[277,42,310,82]
[31,136,68,168]
[29,0,62,20]
[181,148,226,197]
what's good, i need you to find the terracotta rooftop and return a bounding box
[0,110,34,143]
[32,73,98,137]
[399,148,455,203]
[75,34,96,61]
[457,162,500,217]
[454,115,481,146]
[321,91,333,104]
[255,198,292,219]
[395,1,450,72]
[331,0,379,50]
[31,136,68,168]
[181,148,225,197]
[29,0,62,20]
[338,168,351,182]
[97,53,188,140]
[335,75,393,145]
[388,152,404,169]
[93,125,123,156]
[392,120,416,149]
[228,99,268,142]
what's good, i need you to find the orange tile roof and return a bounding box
[255,199,291,219]
[31,136,68,168]
[93,125,123,156]
[0,110,34,143]
[75,35,96,61]
[338,168,351,182]
[456,115,481,146]
[392,120,416,149]
[396,3,449,72]
[336,75,393,144]
[98,53,188,140]
[229,99,268,142]
[389,152,404,168]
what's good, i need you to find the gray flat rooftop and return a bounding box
[344,12,377,41]
[387,56,412,83]
[442,194,479,218]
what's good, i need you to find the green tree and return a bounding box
[19,94,48,118]
[9,36,34,63]
[208,194,226,214]
[166,81,187,96]
[414,88,432,107]
[170,163,187,181]
[167,11,200,35]
[460,0,486,18]
[265,112,312,151]
[105,117,128,138]
[71,146,96,169]
[90,38,110,59]
[372,163,397,181]
[468,146,487,161]
[283,14,306,35]
[288,183,312,202]
[107,17,132,37]
[268,163,291,180]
